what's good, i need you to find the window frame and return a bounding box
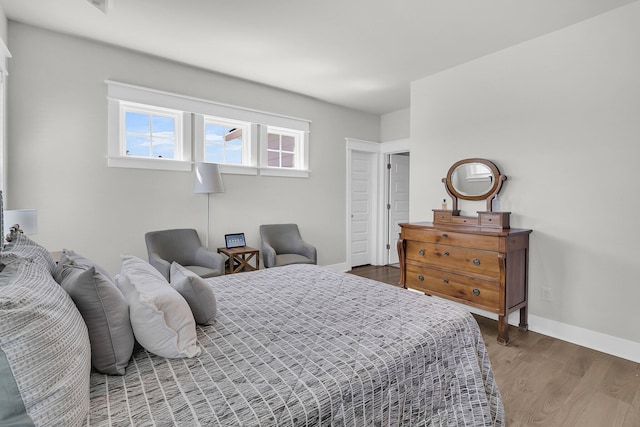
[120,101,185,160]
[260,125,309,177]
[194,114,258,175]
[107,81,192,171]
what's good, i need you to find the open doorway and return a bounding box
[346,138,410,269]
[386,153,410,266]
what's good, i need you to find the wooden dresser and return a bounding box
[398,222,532,345]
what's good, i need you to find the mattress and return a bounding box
[86,264,504,426]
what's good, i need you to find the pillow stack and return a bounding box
[117,255,203,358]
[0,233,220,426]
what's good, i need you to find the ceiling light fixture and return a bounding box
[87,0,110,14]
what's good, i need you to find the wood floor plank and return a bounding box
[573,393,630,427]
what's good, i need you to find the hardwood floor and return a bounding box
[349,265,640,426]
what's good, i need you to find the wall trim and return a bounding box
[446,300,640,363]
[324,262,349,273]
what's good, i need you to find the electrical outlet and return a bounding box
[541,288,552,302]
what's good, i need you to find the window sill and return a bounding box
[259,167,310,178]
[107,156,192,172]
[218,164,258,176]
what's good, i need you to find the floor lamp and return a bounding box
[194,163,225,249]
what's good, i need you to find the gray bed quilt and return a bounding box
[87,264,504,426]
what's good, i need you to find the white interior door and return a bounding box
[350,151,373,267]
[388,153,410,265]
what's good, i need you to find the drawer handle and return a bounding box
[473,288,480,296]
[473,258,481,266]
[419,249,425,256]
[443,252,450,256]
[443,279,449,284]
[442,233,448,238]
[418,275,424,281]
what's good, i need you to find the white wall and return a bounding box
[411,2,640,349]
[380,108,410,142]
[5,22,380,274]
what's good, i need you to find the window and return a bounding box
[260,126,309,177]
[203,117,250,165]
[267,129,298,168]
[107,81,192,171]
[107,81,310,176]
[122,103,181,159]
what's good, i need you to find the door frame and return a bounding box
[346,138,410,268]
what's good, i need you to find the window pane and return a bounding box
[226,149,242,164]
[126,135,150,156]
[205,122,245,165]
[281,152,294,168]
[152,116,175,139]
[281,135,295,152]
[125,112,150,135]
[205,144,225,163]
[267,133,280,150]
[267,150,280,167]
[226,138,243,164]
[206,124,225,143]
[151,137,175,159]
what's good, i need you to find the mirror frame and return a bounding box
[443,158,506,212]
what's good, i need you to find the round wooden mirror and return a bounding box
[443,158,506,211]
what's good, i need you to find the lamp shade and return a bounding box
[4,209,38,236]
[194,163,225,194]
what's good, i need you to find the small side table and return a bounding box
[217,246,260,274]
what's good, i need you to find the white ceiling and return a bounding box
[0,0,636,115]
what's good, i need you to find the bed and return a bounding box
[0,213,504,426]
[86,264,504,426]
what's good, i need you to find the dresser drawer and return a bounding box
[405,240,501,279]
[406,264,500,311]
[401,228,499,251]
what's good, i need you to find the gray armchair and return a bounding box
[144,229,224,280]
[259,224,317,268]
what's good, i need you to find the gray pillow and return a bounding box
[0,258,91,426]
[54,249,113,283]
[58,264,134,375]
[170,262,217,325]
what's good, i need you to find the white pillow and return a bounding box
[117,255,200,358]
[170,262,217,325]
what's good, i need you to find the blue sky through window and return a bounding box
[205,123,242,164]
[125,110,176,159]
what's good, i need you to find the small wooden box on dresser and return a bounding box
[399,158,533,345]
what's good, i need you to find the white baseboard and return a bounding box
[458,304,640,363]
[323,262,350,273]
